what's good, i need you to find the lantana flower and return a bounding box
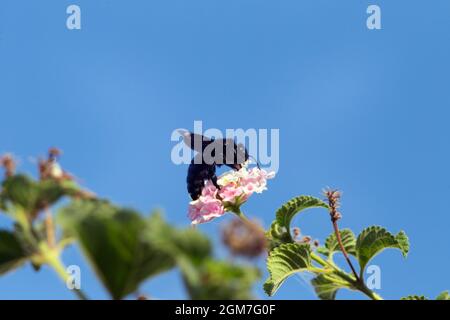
[188,164,275,225]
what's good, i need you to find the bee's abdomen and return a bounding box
[187,163,215,200]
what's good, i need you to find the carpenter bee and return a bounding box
[180,131,250,200]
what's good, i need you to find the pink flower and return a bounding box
[187,165,275,225]
[188,181,225,225]
[235,167,275,195]
[218,183,247,204]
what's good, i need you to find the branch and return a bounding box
[324,189,360,282]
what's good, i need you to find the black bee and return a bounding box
[180,131,249,200]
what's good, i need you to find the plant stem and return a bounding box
[232,208,251,223]
[310,252,332,268]
[324,189,360,282]
[331,218,360,281]
[357,282,383,300]
[44,206,56,248]
[40,243,88,300]
[311,251,383,300]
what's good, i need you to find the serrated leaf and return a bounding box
[57,200,174,299]
[401,295,428,300]
[311,274,354,300]
[264,243,312,296]
[436,291,450,300]
[356,226,409,276]
[266,221,290,250]
[0,230,29,275]
[315,246,329,256]
[321,229,357,259]
[269,196,328,245]
[395,231,410,257]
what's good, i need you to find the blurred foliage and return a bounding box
[57,200,175,299]
[1,174,81,219]
[0,164,260,299]
[0,230,28,275]
[183,259,260,300]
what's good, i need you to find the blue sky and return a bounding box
[1,0,449,299]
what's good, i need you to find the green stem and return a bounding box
[311,252,333,268]
[311,252,383,300]
[40,243,88,300]
[356,282,383,300]
[231,207,251,223]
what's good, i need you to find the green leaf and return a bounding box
[0,230,28,275]
[266,221,290,250]
[315,246,329,256]
[311,274,354,300]
[1,175,39,213]
[395,231,410,257]
[401,295,428,300]
[356,226,409,276]
[143,215,259,300]
[264,243,312,296]
[57,200,174,299]
[436,291,450,300]
[320,229,357,259]
[37,179,81,206]
[1,175,83,219]
[183,259,260,300]
[269,196,328,245]
[145,214,211,264]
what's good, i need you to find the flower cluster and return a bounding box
[188,166,275,225]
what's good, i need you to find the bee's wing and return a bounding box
[178,130,214,153]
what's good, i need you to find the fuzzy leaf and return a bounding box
[269,196,328,245]
[315,246,329,256]
[266,221,290,250]
[320,229,357,259]
[0,230,28,275]
[57,200,174,299]
[264,243,312,296]
[311,274,354,300]
[356,226,409,276]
